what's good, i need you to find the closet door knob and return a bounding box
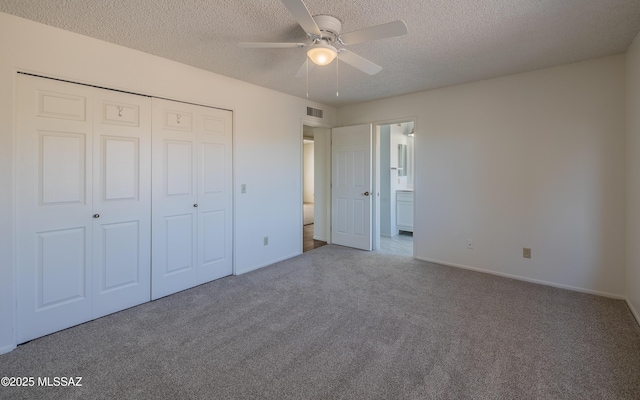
[364,192,370,196]
[193,204,198,208]
[93,214,100,218]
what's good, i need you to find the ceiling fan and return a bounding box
[238,0,408,77]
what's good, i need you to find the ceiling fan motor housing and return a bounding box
[313,15,342,42]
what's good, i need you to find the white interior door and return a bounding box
[151,98,233,300]
[16,75,95,343]
[331,124,373,250]
[92,89,152,317]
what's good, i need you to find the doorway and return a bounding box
[302,125,329,252]
[304,120,414,256]
[376,120,414,256]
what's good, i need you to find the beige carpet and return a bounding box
[1,245,640,399]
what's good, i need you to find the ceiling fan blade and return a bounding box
[338,50,382,75]
[295,58,316,78]
[339,20,408,45]
[238,42,306,48]
[281,0,322,36]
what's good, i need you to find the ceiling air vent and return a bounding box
[307,107,323,119]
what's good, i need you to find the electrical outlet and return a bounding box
[523,248,531,259]
[467,239,474,249]
[241,184,246,194]
[264,236,269,246]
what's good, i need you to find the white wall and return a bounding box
[626,32,640,321]
[303,142,315,203]
[338,55,627,297]
[0,13,335,354]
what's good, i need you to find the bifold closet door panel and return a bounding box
[151,98,199,300]
[151,98,233,300]
[16,75,95,343]
[92,89,152,318]
[195,105,233,284]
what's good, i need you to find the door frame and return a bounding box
[299,116,418,255]
[372,117,417,255]
[300,118,333,253]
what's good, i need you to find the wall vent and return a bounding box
[307,107,323,119]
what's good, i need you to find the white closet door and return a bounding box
[151,98,233,299]
[16,75,95,343]
[92,90,152,317]
[151,99,199,299]
[17,75,153,343]
[196,105,233,283]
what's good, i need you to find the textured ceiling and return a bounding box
[2,0,639,107]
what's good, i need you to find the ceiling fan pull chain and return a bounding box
[336,57,339,97]
[306,56,309,98]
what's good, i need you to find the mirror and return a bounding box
[398,144,407,177]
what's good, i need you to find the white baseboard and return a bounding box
[235,252,301,275]
[416,257,626,300]
[626,298,640,326]
[0,344,16,355]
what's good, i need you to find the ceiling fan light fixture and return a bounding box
[307,42,337,66]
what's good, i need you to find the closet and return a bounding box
[151,98,233,300]
[15,74,232,343]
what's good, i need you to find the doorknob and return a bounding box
[364,192,370,196]
[193,204,198,208]
[93,214,100,218]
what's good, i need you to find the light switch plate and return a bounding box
[523,248,531,259]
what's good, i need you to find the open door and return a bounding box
[331,124,372,250]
